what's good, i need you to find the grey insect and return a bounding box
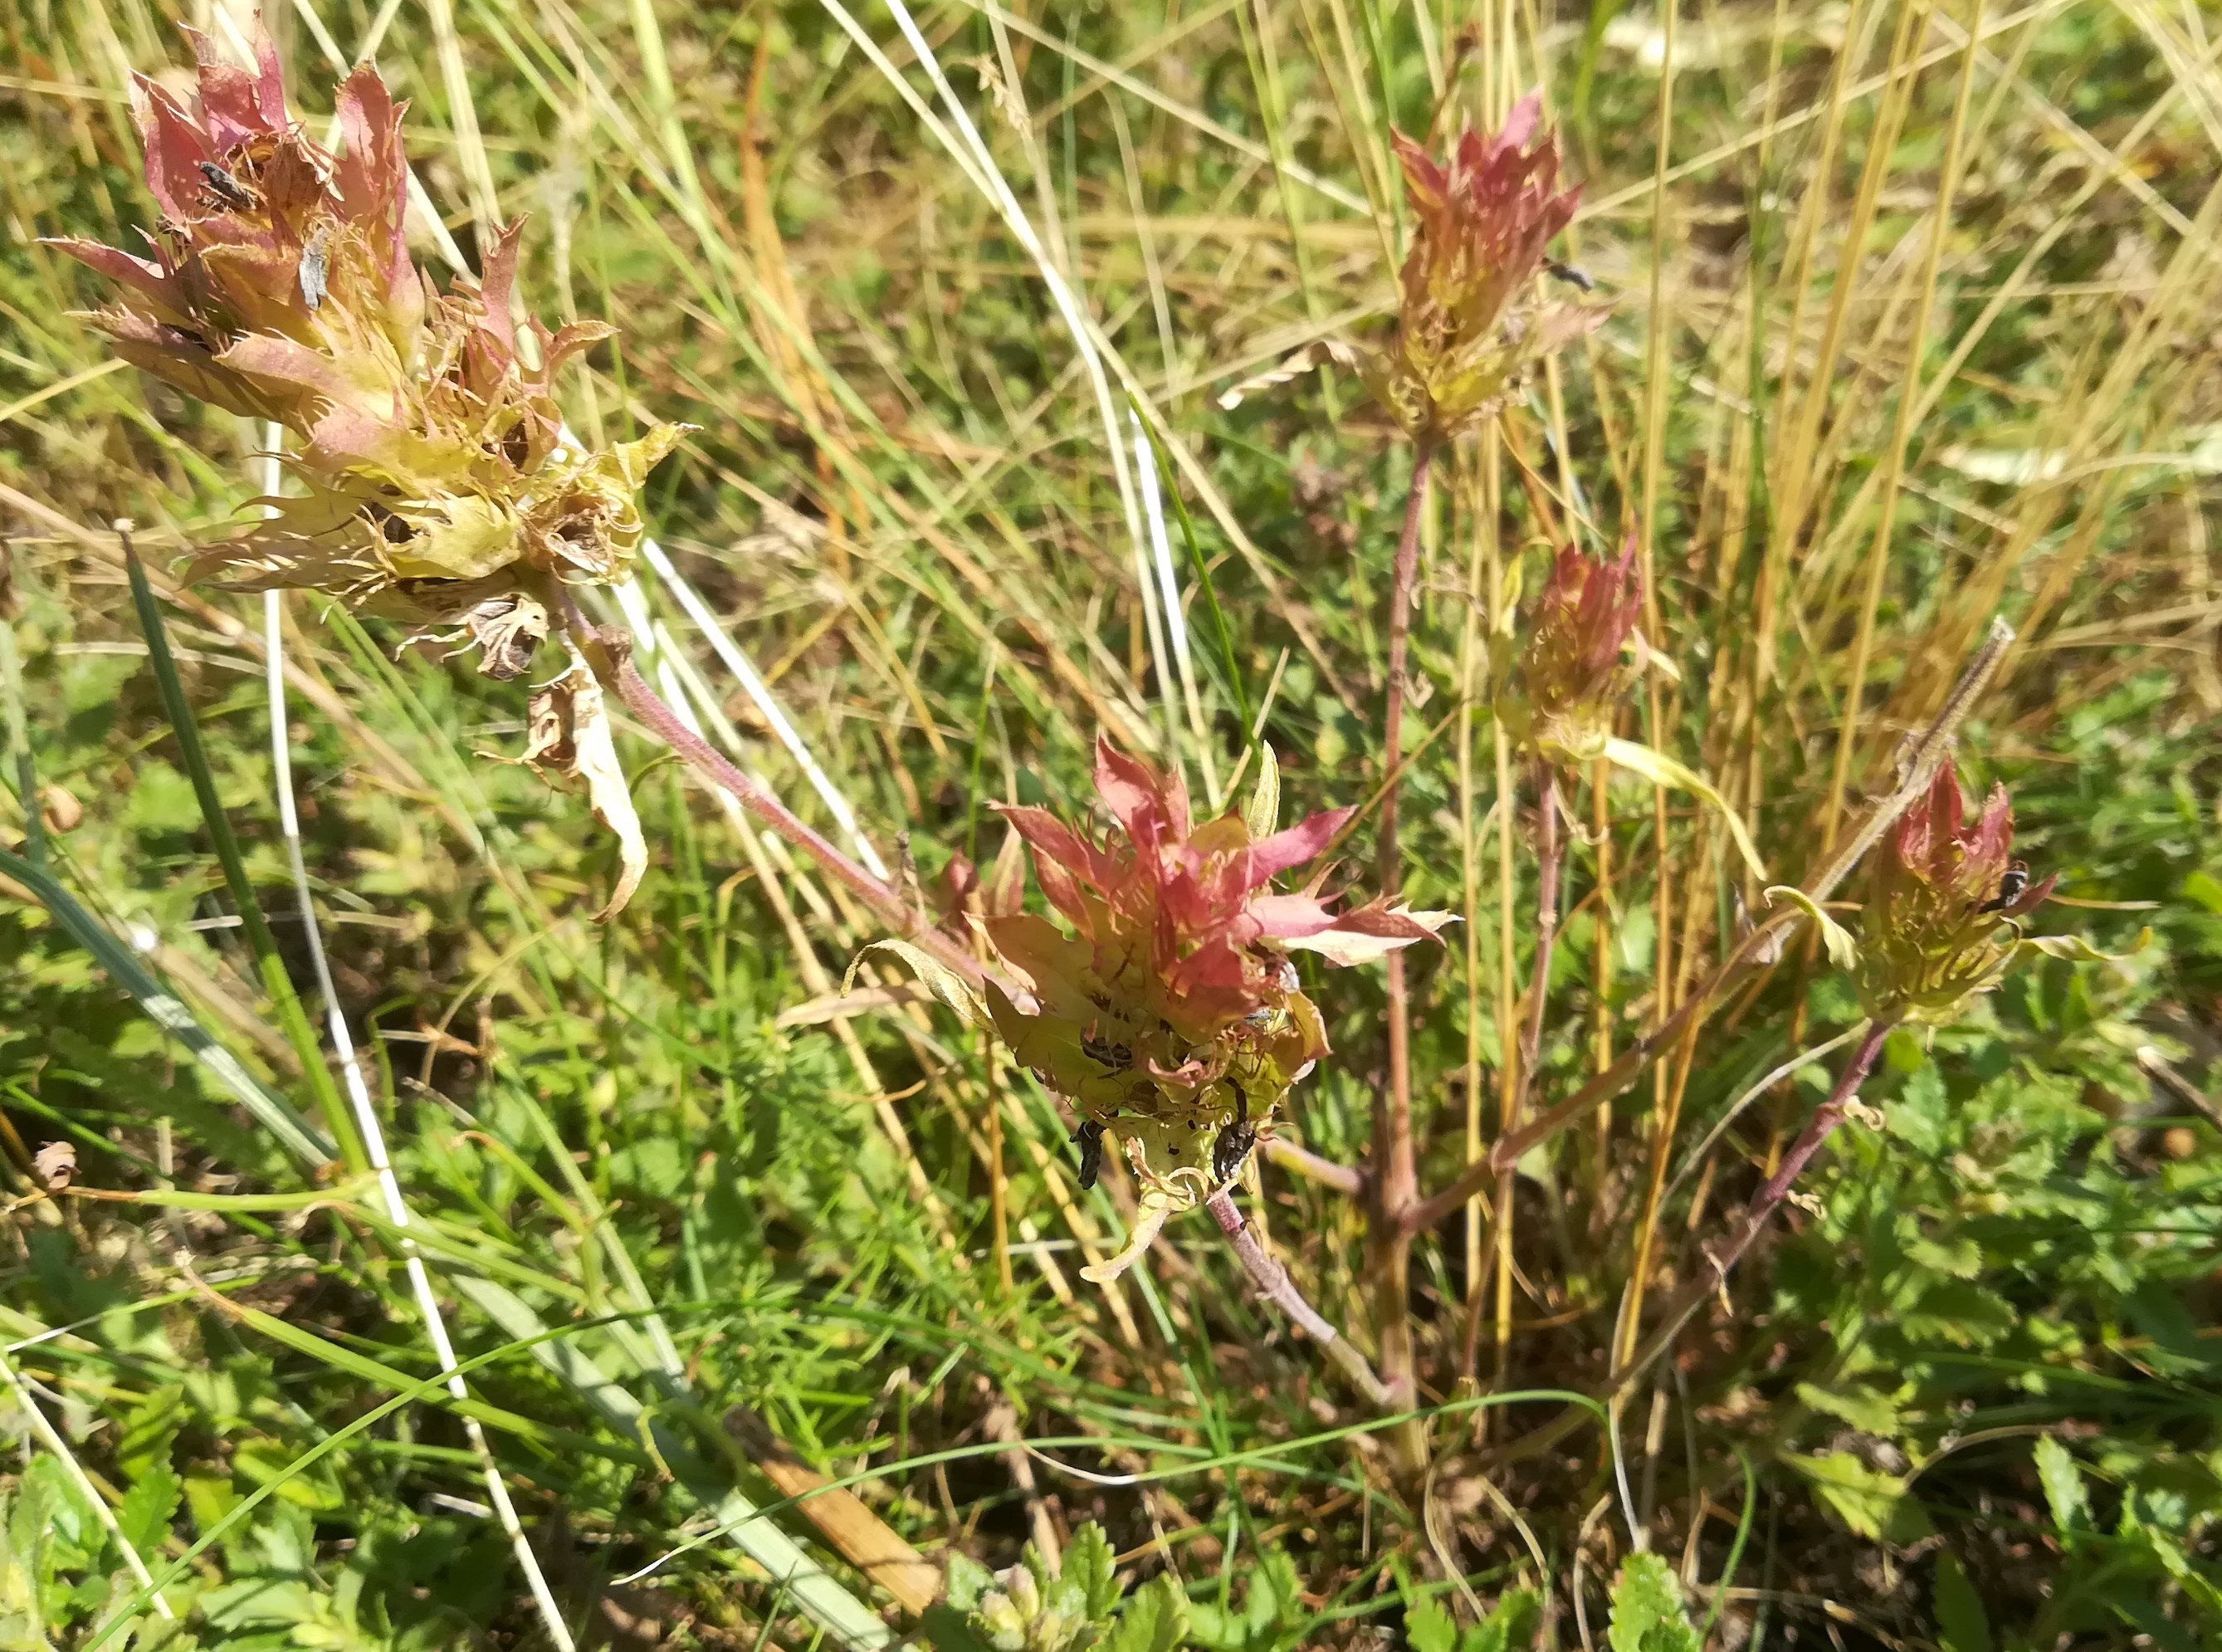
[1211,1089,1256,1186]
[1545,260,1597,293]
[1073,1120,1105,1191]
[197,161,256,213]
[299,226,332,312]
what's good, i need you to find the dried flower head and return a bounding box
[1856,767,2057,1024]
[46,29,684,682]
[1367,95,1599,439]
[1504,540,1644,765]
[974,740,1452,1278]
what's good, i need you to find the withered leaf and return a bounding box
[32,1140,76,1190]
[523,665,647,921]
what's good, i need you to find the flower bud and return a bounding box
[1366,95,1599,438]
[1855,767,2054,1024]
[1504,540,1643,765]
[46,29,685,682]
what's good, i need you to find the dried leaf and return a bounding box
[522,666,646,921]
[32,1141,76,1190]
[845,939,991,1034]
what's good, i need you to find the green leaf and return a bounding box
[2178,868,2222,914]
[2033,1436,2089,1532]
[1471,1588,1541,1652]
[1932,1552,1991,1652]
[2010,928,2151,967]
[116,1386,187,1483]
[1062,1522,1120,1619]
[1104,1575,1188,1652]
[1605,1554,1698,1652]
[1788,1452,1930,1542]
[847,938,990,1033]
[114,1466,180,1559]
[1404,1596,1458,1652]
[1243,742,1281,840]
[1604,737,1767,882]
[1764,887,1858,970]
[942,1556,996,1614]
[1795,1381,1901,1436]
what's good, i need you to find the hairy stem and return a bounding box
[567,610,987,990]
[1370,431,1437,1433]
[1205,1190,1393,1410]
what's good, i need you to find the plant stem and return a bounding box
[1474,767,1565,1376]
[1614,1018,1892,1390]
[1205,1189,1393,1410]
[1370,431,1437,1434]
[1263,1136,1367,1197]
[564,612,988,990]
[1404,615,2016,1237]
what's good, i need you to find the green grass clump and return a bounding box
[2,0,2219,1648]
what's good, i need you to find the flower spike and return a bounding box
[1503,538,1645,766]
[938,740,1453,1280]
[1366,95,1601,439]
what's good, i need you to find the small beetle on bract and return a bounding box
[197,159,256,212]
[1073,1121,1105,1191]
[1977,864,2031,915]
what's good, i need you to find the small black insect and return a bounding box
[1212,1119,1258,1186]
[1545,260,1597,293]
[197,160,256,212]
[1976,865,2030,915]
[1073,1121,1105,1191]
[1211,1088,1256,1186]
[299,226,331,312]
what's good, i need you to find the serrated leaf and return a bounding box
[1062,1522,1120,1619]
[1472,1588,1541,1652]
[1243,743,1280,839]
[847,938,990,1033]
[1789,1452,1922,1542]
[1404,1596,1458,1652]
[1932,1552,1991,1652]
[116,1385,187,1483]
[1765,887,1859,970]
[945,1555,997,1613]
[115,1465,179,1558]
[1605,1554,1698,1652]
[1795,1381,1901,1436]
[1604,737,1766,882]
[1105,1575,1189,1652]
[2033,1436,2089,1532]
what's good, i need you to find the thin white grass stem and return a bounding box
[1131,411,1219,803]
[628,539,891,878]
[253,429,579,1652]
[1659,1025,1868,1209]
[0,1346,174,1619]
[824,0,1184,767]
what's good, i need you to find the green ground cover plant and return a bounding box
[0,0,2217,1647]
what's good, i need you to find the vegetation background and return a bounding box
[0,0,2218,1646]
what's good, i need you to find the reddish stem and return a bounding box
[579,622,989,991]
[1370,432,1436,1431]
[1205,1190,1393,1410]
[1610,1019,1892,1388]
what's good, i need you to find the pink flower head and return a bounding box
[1857,767,2056,1024]
[46,29,685,680]
[1507,539,1644,764]
[982,739,1452,1210]
[1367,95,1600,437]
